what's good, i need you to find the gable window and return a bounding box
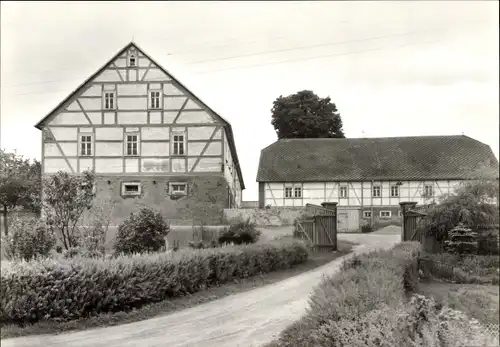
[172,133,185,156]
[122,182,141,197]
[424,184,434,197]
[149,90,162,109]
[103,91,116,110]
[363,211,372,218]
[339,186,348,198]
[170,182,187,196]
[294,186,302,198]
[390,185,399,197]
[285,187,293,198]
[125,133,139,156]
[79,134,93,156]
[128,54,137,67]
[380,211,392,218]
[372,186,381,197]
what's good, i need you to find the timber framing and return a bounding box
[34,41,245,189]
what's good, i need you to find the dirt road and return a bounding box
[2,230,400,347]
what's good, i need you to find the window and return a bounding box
[80,134,93,156]
[170,182,187,196]
[398,210,402,217]
[424,184,434,197]
[339,186,348,198]
[128,54,136,67]
[372,186,381,197]
[103,91,116,110]
[149,90,162,109]
[122,182,141,196]
[363,211,372,218]
[380,211,392,218]
[125,133,139,156]
[172,133,185,155]
[285,187,293,198]
[390,185,399,197]
[294,186,302,198]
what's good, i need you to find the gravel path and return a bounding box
[2,228,400,347]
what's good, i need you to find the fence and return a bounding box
[166,225,226,249]
[294,203,337,252]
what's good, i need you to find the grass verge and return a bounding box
[0,239,356,339]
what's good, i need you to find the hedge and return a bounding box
[0,239,308,324]
[271,241,421,346]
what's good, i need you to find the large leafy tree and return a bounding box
[0,149,41,235]
[271,90,345,139]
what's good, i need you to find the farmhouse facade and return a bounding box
[35,42,245,225]
[257,136,498,231]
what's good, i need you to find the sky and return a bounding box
[1,1,499,201]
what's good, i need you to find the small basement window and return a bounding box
[169,182,187,195]
[363,211,372,218]
[380,211,392,218]
[122,182,141,196]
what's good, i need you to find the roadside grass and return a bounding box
[418,279,499,325]
[0,239,356,339]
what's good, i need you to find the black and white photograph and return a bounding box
[0,1,499,346]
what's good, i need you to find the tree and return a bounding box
[0,149,41,235]
[271,90,345,139]
[43,170,96,250]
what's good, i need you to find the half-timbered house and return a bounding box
[257,136,498,231]
[35,42,244,225]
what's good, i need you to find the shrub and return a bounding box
[274,242,421,346]
[62,247,104,259]
[114,208,170,255]
[0,239,308,324]
[360,223,373,233]
[218,218,261,245]
[1,217,56,261]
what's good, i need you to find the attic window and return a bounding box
[128,54,137,67]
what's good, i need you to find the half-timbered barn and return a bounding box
[257,136,498,231]
[35,42,244,225]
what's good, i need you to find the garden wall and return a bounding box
[223,207,307,226]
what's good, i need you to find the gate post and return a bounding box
[400,201,417,242]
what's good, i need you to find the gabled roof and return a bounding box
[257,135,499,182]
[34,42,244,189]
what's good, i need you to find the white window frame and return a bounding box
[363,211,372,218]
[372,185,381,197]
[285,186,293,198]
[398,210,402,217]
[125,132,140,156]
[79,133,93,156]
[390,185,399,197]
[172,132,186,156]
[380,210,392,218]
[121,182,141,197]
[149,90,162,109]
[103,91,116,110]
[339,186,348,198]
[294,186,302,198]
[169,182,188,196]
[424,184,434,197]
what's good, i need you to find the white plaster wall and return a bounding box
[143,68,170,81]
[79,158,93,172]
[164,97,187,110]
[95,142,123,156]
[95,158,122,173]
[142,142,169,156]
[81,85,102,97]
[44,158,70,173]
[141,127,169,140]
[49,127,77,141]
[176,111,214,124]
[50,112,89,125]
[117,84,147,96]
[141,158,169,172]
[171,159,186,172]
[188,126,216,140]
[193,158,221,172]
[93,69,120,83]
[95,127,123,140]
[163,83,184,96]
[79,98,101,110]
[118,97,147,111]
[117,112,148,124]
[204,142,221,156]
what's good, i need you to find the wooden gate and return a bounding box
[294,203,338,252]
[400,201,429,242]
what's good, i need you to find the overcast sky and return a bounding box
[1,1,498,201]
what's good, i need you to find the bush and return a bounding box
[273,242,421,346]
[0,239,308,324]
[114,208,170,255]
[360,223,373,233]
[1,217,56,261]
[218,218,261,245]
